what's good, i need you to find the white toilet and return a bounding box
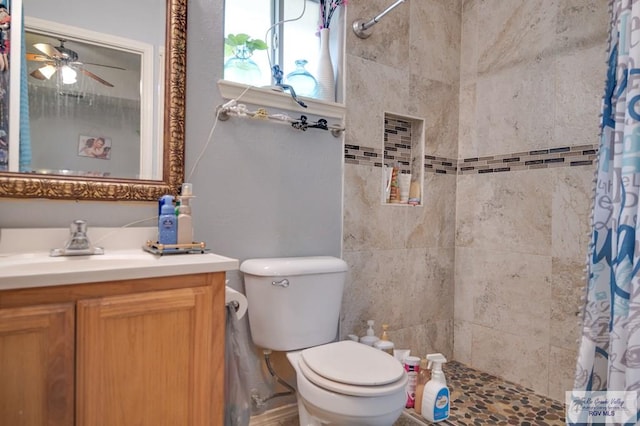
[240,256,408,426]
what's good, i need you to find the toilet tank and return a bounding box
[240,256,348,351]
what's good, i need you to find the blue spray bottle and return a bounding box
[421,353,450,423]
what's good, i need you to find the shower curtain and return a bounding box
[573,1,640,424]
[19,1,31,172]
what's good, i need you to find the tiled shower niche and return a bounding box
[383,113,425,206]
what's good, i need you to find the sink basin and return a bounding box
[0,227,239,290]
[0,250,161,274]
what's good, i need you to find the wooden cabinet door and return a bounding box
[0,303,74,426]
[76,287,214,426]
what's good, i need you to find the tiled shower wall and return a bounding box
[455,0,608,401]
[341,0,460,364]
[341,0,609,403]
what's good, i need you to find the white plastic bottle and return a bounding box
[177,183,195,245]
[421,353,450,423]
[360,320,379,346]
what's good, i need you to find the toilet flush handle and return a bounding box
[271,278,290,288]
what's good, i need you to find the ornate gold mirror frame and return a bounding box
[0,0,186,201]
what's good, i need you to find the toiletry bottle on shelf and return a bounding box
[384,165,393,203]
[421,353,450,423]
[177,183,195,245]
[409,155,421,206]
[389,166,400,203]
[374,324,394,355]
[360,320,379,346]
[158,195,177,245]
[414,358,430,415]
[408,176,421,206]
[404,356,421,408]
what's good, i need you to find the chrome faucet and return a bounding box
[50,220,104,257]
[271,65,308,109]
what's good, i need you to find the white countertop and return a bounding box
[0,227,239,290]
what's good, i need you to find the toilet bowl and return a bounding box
[240,256,408,425]
[286,341,408,426]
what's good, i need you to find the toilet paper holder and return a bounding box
[225,285,248,320]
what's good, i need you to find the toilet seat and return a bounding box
[298,341,407,397]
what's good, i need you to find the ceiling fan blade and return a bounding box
[81,61,126,71]
[79,68,114,87]
[33,43,61,58]
[26,53,52,62]
[30,68,51,80]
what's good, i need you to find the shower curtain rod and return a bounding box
[352,0,407,39]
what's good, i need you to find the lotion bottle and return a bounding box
[421,353,450,423]
[177,183,194,245]
[158,195,177,245]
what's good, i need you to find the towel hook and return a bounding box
[292,115,309,131]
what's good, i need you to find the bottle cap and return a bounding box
[366,319,375,336]
[159,195,174,215]
[381,324,389,341]
[181,183,193,196]
[404,356,421,366]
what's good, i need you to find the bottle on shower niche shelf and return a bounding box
[388,166,400,203]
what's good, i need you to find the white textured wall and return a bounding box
[2,0,344,414]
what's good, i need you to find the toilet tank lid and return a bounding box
[240,256,348,276]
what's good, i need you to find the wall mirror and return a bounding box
[0,0,186,201]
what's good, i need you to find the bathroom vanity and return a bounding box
[0,227,238,426]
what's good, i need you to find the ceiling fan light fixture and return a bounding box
[61,65,77,84]
[38,64,56,80]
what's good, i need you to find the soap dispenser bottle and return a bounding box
[177,183,195,245]
[360,320,379,346]
[158,195,177,245]
[374,324,394,354]
[421,353,450,423]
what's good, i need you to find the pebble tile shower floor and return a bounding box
[256,360,566,425]
[394,361,566,425]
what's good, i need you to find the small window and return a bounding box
[224,0,340,100]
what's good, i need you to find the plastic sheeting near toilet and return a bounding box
[225,304,251,426]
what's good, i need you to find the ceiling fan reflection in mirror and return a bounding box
[26,39,125,87]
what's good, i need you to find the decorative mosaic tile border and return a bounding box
[345,144,599,175]
[458,144,598,175]
[384,117,414,174]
